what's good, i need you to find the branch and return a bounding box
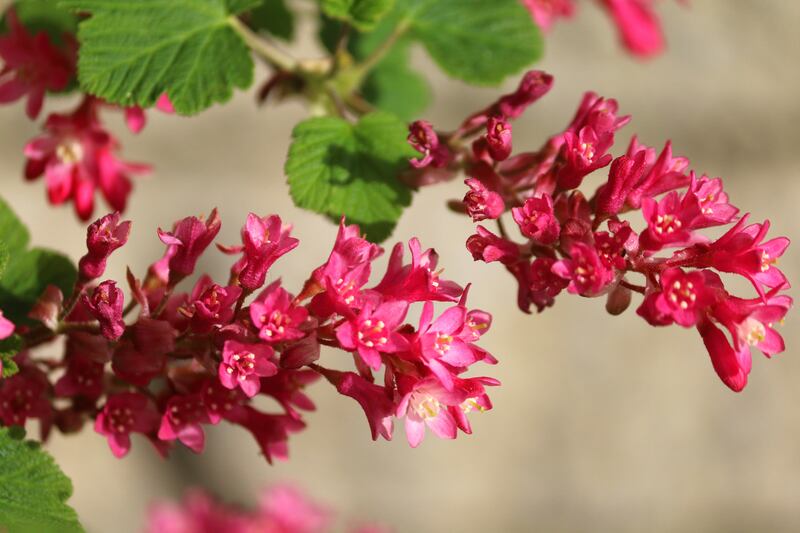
[353,18,411,76]
[229,16,298,73]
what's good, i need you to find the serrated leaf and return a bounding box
[0,197,30,256]
[0,249,77,325]
[0,241,9,279]
[0,427,84,533]
[0,334,22,378]
[322,0,395,31]
[249,0,294,41]
[361,43,429,121]
[59,0,258,115]
[286,112,415,242]
[403,0,543,85]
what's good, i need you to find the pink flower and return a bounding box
[466,225,519,264]
[637,268,721,327]
[556,127,614,189]
[236,407,305,464]
[223,213,299,292]
[408,120,451,168]
[335,300,409,370]
[485,116,513,161]
[24,98,151,220]
[78,212,132,281]
[146,490,250,533]
[397,378,458,447]
[250,281,308,343]
[54,354,104,399]
[523,0,576,31]
[458,70,554,134]
[552,242,615,296]
[255,485,332,533]
[639,191,699,251]
[81,280,125,340]
[599,0,664,58]
[0,9,74,119]
[218,340,278,397]
[690,216,790,297]
[187,276,242,334]
[0,370,51,434]
[374,238,463,303]
[463,178,504,221]
[512,194,560,244]
[684,173,739,228]
[94,392,160,458]
[0,311,14,339]
[111,341,166,387]
[157,209,222,282]
[712,290,792,359]
[697,318,750,393]
[157,393,212,453]
[414,302,479,390]
[123,94,175,134]
[320,369,394,441]
[528,257,569,311]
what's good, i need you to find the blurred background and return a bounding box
[1,1,799,531]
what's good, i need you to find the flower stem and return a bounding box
[353,18,411,77]
[229,16,298,72]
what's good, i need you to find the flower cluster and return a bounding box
[0,9,173,220]
[523,0,670,58]
[406,70,792,392]
[0,210,498,460]
[146,484,387,533]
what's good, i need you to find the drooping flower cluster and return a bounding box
[522,0,671,58]
[406,70,792,392]
[0,9,173,220]
[0,210,499,460]
[145,484,388,533]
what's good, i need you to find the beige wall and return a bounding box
[1,1,798,531]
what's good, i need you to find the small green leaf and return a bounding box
[59,0,259,115]
[249,0,294,41]
[361,42,429,121]
[286,112,415,242]
[322,0,395,31]
[0,427,84,533]
[403,0,543,85]
[0,334,22,378]
[0,249,77,325]
[0,197,30,257]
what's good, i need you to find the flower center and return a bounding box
[760,250,776,272]
[357,319,388,348]
[109,407,134,434]
[413,394,442,419]
[666,279,697,310]
[654,214,682,235]
[741,318,766,346]
[227,351,256,380]
[56,139,84,165]
[434,333,453,355]
[578,142,595,160]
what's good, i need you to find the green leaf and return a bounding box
[0,427,84,533]
[249,0,294,41]
[59,0,259,115]
[0,197,30,257]
[0,241,9,280]
[2,0,78,46]
[322,0,395,31]
[0,334,22,378]
[361,41,429,121]
[403,0,543,85]
[286,112,415,242]
[0,249,77,325]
